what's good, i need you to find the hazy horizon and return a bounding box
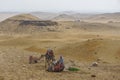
[0,0,120,13]
[0,11,120,14]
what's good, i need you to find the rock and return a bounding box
[22,64,26,67]
[97,58,101,61]
[88,67,91,70]
[65,64,70,70]
[94,52,97,54]
[113,75,115,78]
[91,62,98,67]
[91,75,96,77]
[69,60,76,66]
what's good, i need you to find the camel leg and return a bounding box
[45,59,49,70]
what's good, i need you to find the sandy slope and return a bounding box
[0,12,120,80]
[0,13,19,22]
[0,31,120,80]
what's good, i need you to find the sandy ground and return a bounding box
[0,30,120,80]
[0,13,120,80]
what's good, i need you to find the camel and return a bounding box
[29,55,40,64]
[39,54,55,70]
[29,54,55,70]
[29,54,65,72]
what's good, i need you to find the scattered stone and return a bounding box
[97,35,100,37]
[88,67,91,70]
[69,60,76,66]
[96,58,102,63]
[113,75,115,78]
[91,75,96,77]
[23,64,26,67]
[22,67,25,70]
[87,39,90,42]
[94,52,97,54]
[108,21,113,23]
[91,62,98,67]
[115,57,118,59]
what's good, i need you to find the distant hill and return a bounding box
[0,12,120,34]
[84,12,120,23]
[7,14,40,20]
[31,11,95,21]
[0,14,59,34]
[31,12,59,20]
[0,12,19,22]
[59,21,120,32]
[53,14,75,21]
[72,21,120,31]
[31,12,120,22]
[71,13,95,19]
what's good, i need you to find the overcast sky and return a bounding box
[0,0,120,13]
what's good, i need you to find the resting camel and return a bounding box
[29,49,55,70]
[29,54,55,69]
[29,55,45,64]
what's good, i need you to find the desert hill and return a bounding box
[31,12,59,20]
[0,14,59,33]
[0,13,120,34]
[31,12,120,23]
[58,21,120,32]
[71,13,95,20]
[53,14,75,21]
[83,12,120,23]
[0,12,19,22]
[31,11,95,20]
[7,14,40,20]
[72,21,120,31]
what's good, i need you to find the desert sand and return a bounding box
[0,13,120,80]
